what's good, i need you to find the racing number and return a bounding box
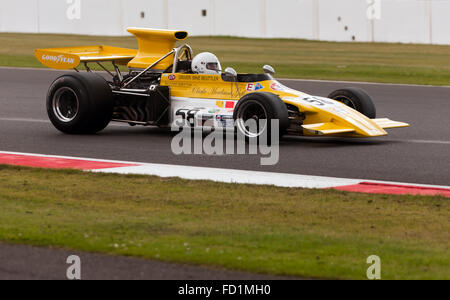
[176,109,201,126]
[303,97,334,107]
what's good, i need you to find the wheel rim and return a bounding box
[236,100,268,138]
[334,95,356,109]
[52,87,79,123]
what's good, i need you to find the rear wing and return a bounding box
[34,28,189,71]
[35,45,137,70]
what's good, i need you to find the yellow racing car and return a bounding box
[35,28,409,138]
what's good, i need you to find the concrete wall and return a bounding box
[0,0,449,44]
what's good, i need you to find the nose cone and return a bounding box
[362,126,388,137]
[336,107,387,137]
[281,93,389,137]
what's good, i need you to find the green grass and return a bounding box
[1,33,450,85]
[0,165,448,279]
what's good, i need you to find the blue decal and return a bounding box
[255,83,264,91]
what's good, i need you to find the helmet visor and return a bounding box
[206,62,220,72]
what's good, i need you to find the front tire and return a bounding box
[233,92,289,143]
[46,72,113,134]
[328,87,376,118]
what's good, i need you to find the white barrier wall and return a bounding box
[430,0,450,45]
[0,0,449,44]
[318,0,371,42]
[266,0,315,39]
[374,0,430,44]
[0,0,39,33]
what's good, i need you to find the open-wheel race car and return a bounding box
[35,28,409,139]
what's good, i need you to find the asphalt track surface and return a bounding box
[0,68,449,186]
[0,67,449,280]
[0,243,291,280]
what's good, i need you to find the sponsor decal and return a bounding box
[171,74,219,81]
[41,54,75,65]
[246,83,265,92]
[167,81,192,88]
[216,101,224,108]
[168,74,176,81]
[225,101,235,109]
[191,87,234,97]
[270,83,285,91]
[215,115,234,128]
[254,83,264,91]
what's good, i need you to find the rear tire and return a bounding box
[233,92,289,144]
[328,87,376,118]
[46,72,113,134]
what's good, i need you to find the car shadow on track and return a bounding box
[281,136,398,148]
[100,125,399,149]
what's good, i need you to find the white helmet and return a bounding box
[191,52,222,75]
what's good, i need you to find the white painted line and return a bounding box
[92,164,361,189]
[93,165,450,190]
[402,139,450,145]
[0,150,357,188]
[0,117,128,127]
[0,66,65,72]
[356,179,450,190]
[2,150,449,190]
[0,117,49,123]
[287,135,450,146]
[279,77,450,88]
[0,118,448,145]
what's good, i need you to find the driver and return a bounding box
[191,52,222,75]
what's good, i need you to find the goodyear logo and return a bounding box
[41,54,75,64]
[35,49,80,70]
